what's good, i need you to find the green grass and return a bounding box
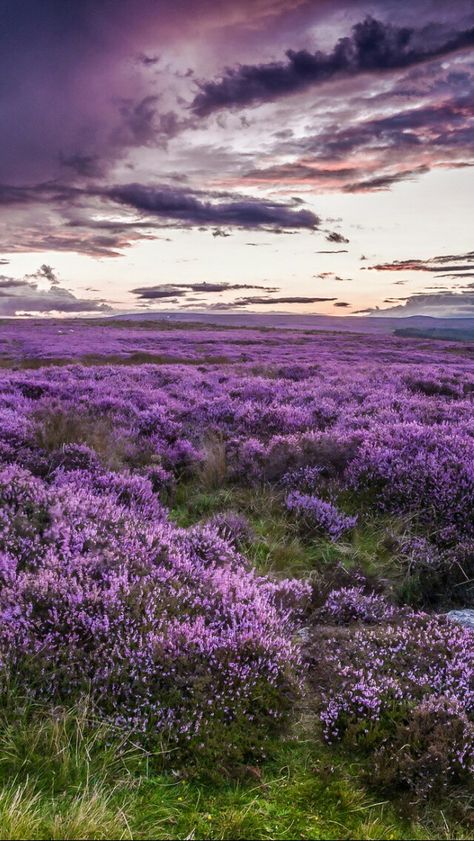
[169,481,404,583]
[0,703,470,840]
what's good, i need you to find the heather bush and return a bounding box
[258,432,360,484]
[286,491,357,541]
[206,511,255,549]
[142,463,176,500]
[48,442,101,474]
[403,373,465,399]
[347,423,474,542]
[318,587,398,624]
[280,465,324,493]
[309,562,381,610]
[311,614,473,796]
[159,437,203,477]
[373,696,474,795]
[398,536,474,607]
[0,466,304,767]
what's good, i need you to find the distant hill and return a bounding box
[394,327,474,342]
[109,310,474,337]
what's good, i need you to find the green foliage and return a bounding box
[0,703,469,840]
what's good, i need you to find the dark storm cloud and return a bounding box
[115,99,192,148]
[104,183,320,230]
[191,16,474,116]
[59,154,106,179]
[334,301,351,307]
[0,181,320,258]
[0,181,319,231]
[0,0,319,185]
[0,1,203,183]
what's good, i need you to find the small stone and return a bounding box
[446,609,474,630]
[297,626,311,643]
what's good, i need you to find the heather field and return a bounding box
[0,319,472,840]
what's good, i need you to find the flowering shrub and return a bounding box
[319,587,398,624]
[398,536,474,608]
[0,324,474,787]
[280,465,324,493]
[206,511,255,548]
[286,492,357,541]
[311,614,474,793]
[48,442,101,474]
[0,465,305,764]
[347,423,474,543]
[373,696,474,795]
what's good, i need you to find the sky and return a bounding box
[0,0,473,318]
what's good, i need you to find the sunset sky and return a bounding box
[0,0,473,317]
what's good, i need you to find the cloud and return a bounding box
[180,294,339,310]
[191,16,474,116]
[104,183,320,230]
[0,181,320,226]
[232,295,337,306]
[316,249,348,254]
[343,164,431,192]
[315,272,351,282]
[367,251,474,272]
[59,153,105,179]
[27,264,59,285]
[368,290,474,317]
[129,286,189,300]
[0,270,112,316]
[0,180,321,259]
[440,273,474,279]
[326,232,350,243]
[242,85,474,192]
[137,53,160,67]
[183,281,279,292]
[130,281,280,299]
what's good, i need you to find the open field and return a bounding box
[0,319,472,839]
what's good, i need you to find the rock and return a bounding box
[446,609,474,630]
[297,626,311,643]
